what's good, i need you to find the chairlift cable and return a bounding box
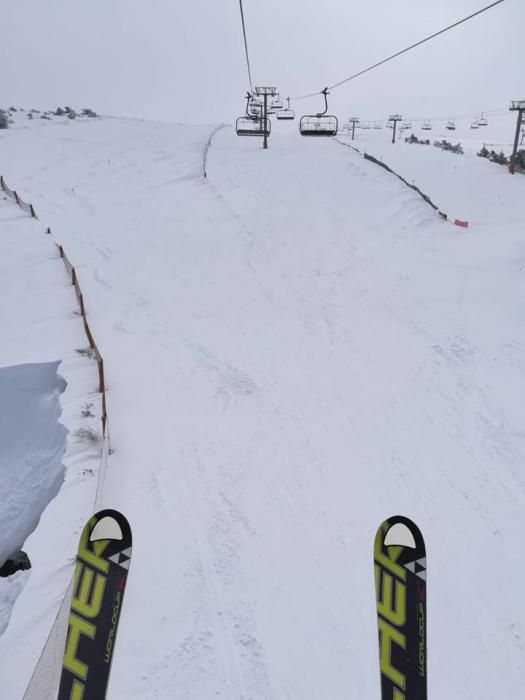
[354,107,506,123]
[406,107,506,122]
[290,0,506,102]
[352,107,507,124]
[238,0,254,93]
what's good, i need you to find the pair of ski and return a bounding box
[58,512,425,699]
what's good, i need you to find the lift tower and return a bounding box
[254,87,277,149]
[509,100,525,174]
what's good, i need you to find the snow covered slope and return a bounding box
[1,113,524,698]
[337,113,524,226]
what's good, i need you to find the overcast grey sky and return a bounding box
[1,1,522,125]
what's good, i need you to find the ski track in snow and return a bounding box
[0,115,524,699]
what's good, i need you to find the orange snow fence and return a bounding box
[57,243,107,435]
[453,219,469,228]
[1,173,108,437]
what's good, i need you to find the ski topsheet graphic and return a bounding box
[58,509,132,700]
[374,515,427,700]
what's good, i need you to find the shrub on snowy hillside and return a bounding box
[405,133,430,145]
[478,146,509,166]
[0,110,8,129]
[478,146,525,172]
[434,139,463,155]
[491,151,508,165]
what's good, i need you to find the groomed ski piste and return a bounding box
[1,111,524,698]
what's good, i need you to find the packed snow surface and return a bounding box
[0,112,524,699]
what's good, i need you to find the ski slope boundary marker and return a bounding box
[1,172,108,437]
[331,143,471,229]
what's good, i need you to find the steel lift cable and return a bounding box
[290,0,506,102]
[238,0,254,93]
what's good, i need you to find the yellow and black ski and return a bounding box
[58,509,132,700]
[374,515,427,700]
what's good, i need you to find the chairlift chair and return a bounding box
[236,117,271,137]
[271,95,283,110]
[373,121,382,129]
[478,113,488,126]
[421,121,432,131]
[470,120,479,130]
[402,121,412,129]
[276,97,295,121]
[248,95,263,117]
[236,93,271,137]
[299,116,338,136]
[446,119,456,131]
[299,88,338,137]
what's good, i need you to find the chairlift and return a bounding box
[402,121,412,129]
[478,113,488,126]
[299,88,338,137]
[373,121,382,129]
[236,93,271,137]
[236,117,271,137]
[276,97,295,121]
[470,120,479,130]
[248,95,263,117]
[446,118,456,131]
[271,95,283,111]
[421,121,432,131]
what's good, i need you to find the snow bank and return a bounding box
[0,362,67,569]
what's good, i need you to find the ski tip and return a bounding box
[375,515,426,558]
[384,522,416,549]
[90,516,124,543]
[86,509,132,546]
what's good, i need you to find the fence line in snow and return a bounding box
[0,174,38,219]
[202,124,230,178]
[55,242,107,433]
[331,139,470,228]
[1,175,108,435]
